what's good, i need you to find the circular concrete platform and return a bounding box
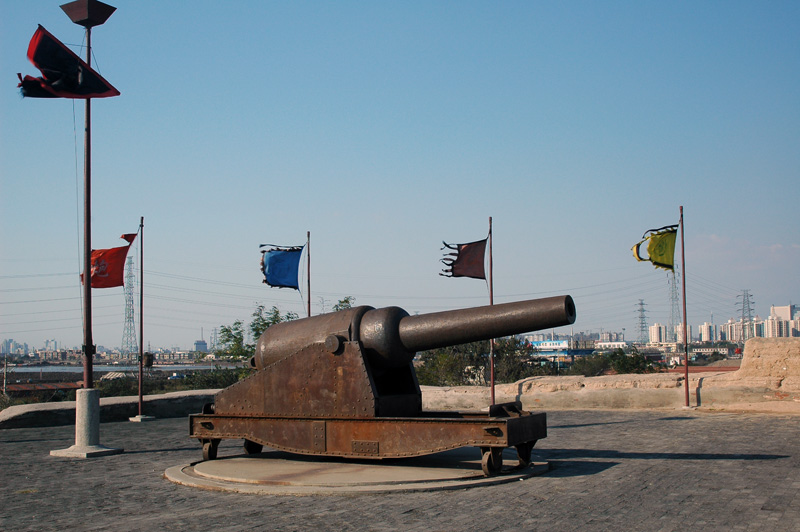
[165,447,549,495]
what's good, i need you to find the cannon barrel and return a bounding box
[255,295,575,371]
[399,295,575,352]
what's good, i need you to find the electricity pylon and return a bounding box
[737,289,755,342]
[121,256,138,361]
[636,299,648,344]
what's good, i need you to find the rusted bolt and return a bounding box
[325,334,343,354]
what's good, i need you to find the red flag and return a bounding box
[81,233,136,288]
[17,25,120,99]
[440,238,487,279]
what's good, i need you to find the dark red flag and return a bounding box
[17,25,119,99]
[440,238,487,279]
[81,233,136,288]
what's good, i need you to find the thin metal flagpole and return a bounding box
[138,217,144,416]
[680,206,690,408]
[52,0,122,457]
[489,216,495,405]
[82,26,94,390]
[131,215,153,422]
[307,231,311,318]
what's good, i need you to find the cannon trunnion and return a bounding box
[190,295,575,476]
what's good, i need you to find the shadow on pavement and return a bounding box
[549,420,636,429]
[546,460,618,477]
[542,448,789,461]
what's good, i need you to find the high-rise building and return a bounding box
[699,322,716,342]
[649,323,666,344]
[675,323,692,344]
[720,319,742,342]
[763,316,790,338]
[770,305,796,322]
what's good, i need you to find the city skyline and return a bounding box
[4,296,797,354]
[2,2,798,350]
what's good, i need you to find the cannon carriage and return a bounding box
[190,295,575,476]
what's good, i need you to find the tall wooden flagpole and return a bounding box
[680,206,690,407]
[489,216,495,405]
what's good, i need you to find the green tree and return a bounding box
[493,337,551,383]
[217,305,299,359]
[332,296,356,312]
[607,348,653,373]
[416,340,487,386]
[249,304,298,341]
[217,320,249,358]
[566,353,609,376]
[416,337,554,386]
[567,348,656,376]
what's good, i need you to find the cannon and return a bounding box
[190,295,575,476]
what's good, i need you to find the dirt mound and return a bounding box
[737,338,800,377]
[707,337,800,392]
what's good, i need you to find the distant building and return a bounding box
[698,322,717,343]
[714,304,800,341]
[527,340,570,354]
[770,304,796,321]
[675,323,693,344]
[156,351,194,362]
[599,331,624,342]
[1,339,28,355]
[649,323,666,344]
[595,341,627,351]
[690,346,736,358]
[763,315,790,338]
[194,340,208,353]
[720,319,738,342]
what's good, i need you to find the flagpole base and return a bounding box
[50,388,123,458]
[129,415,155,423]
[50,444,124,458]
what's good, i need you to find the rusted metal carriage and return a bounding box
[190,295,575,476]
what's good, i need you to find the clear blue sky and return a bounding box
[2,1,798,351]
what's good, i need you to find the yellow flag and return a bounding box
[632,225,678,271]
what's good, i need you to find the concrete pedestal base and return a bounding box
[166,447,549,495]
[50,388,123,458]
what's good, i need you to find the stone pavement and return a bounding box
[1,409,798,532]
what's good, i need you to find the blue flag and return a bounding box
[260,246,303,289]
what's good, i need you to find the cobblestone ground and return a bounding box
[1,410,798,531]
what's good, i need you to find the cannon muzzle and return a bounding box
[255,295,575,371]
